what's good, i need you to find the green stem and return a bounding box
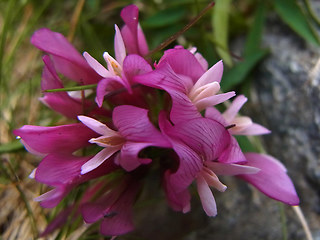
[43,84,97,92]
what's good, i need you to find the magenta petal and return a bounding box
[13,123,96,155]
[239,153,300,205]
[231,123,271,135]
[113,105,170,148]
[35,154,90,185]
[206,162,260,176]
[120,5,148,56]
[123,54,152,83]
[118,142,152,171]
[95,77,126,107]
[158,48,205,82]
[135,62,192,93]
[223,95,247,121]
[35,187,68,208]
[205,107,227,125]
[196,175,217,217]
[218,136,246,164]
[31,28,100,84]
[163,171,191,213]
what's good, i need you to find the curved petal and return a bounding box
[35,154,91,185]
[123,54,152,83]
[196,175,217,217]
[83,52,112,78]
[95,76,127,107]
[163,171,191,213]
[35,187,69,208]
[218,136,246,164]
[158,47,205,82]
[222,95,247,121]
[120,5,148,57]
[118,142,152,171]
[113,105,170,148]
[194,91,236,112]
[193,60,223,89]
[81,147,120,174]
[134,62,192,93]
[31,28,101,84]
[114,24,127,66]
[205,161,260,176]
[205,107,227,125]
[78,115,118,136]
[230,123,271,135]
[13,123,97,155]
[239,153,300,205]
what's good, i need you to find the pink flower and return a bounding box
[135,47,235,123]
[78,105,170,173]
[81,176,141,236]
[206,95,271,135]
[159,112,299,216]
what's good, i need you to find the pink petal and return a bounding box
[122,54,152,83]
[13,123,97,155]
[239,153,299,205]
[193,60,223,89]
[35,187,68,208]
[113,105,170,147]
[134,62,192,93]
[78,115,117,136]
[169,90,202,124]
[114,24,127,65]
[81,147,120,174]
[35,154,90,185]
[163,171,191,213]
[83,52,112,78]
[196,175,217,217]
[31,28,100,84]
[205,107,227,125]
[205,161,260,176]
[223,95,247,121]
[117,142,152,171]
[194,91,236,111]
[41,56,108,119]
[158,48,205,82]
[218,136,246,164]
[231,123,271,135]
[120,5,148,57]
[95,77,126,107]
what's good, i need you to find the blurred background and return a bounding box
[0,0,319,239]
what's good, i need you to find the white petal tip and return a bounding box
[29,168,36,179]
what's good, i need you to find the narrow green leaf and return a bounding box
[44,84,97,92]
[221,49,269,91]
[244,2,267,57]
[274,0,320,46]
[0,140,24,153]
[212,0,232,67]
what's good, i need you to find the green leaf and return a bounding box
[235,136,258,153]
[143,8,186,28]
[212,0,233,67]
[244,3,267,57]
[274,0,320,46]
[0,140,24,154]
[44,84,97,92]
[221,49,269,91]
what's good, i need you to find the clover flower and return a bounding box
[14,4,299,238]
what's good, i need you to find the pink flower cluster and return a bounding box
[14,5,299,237]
